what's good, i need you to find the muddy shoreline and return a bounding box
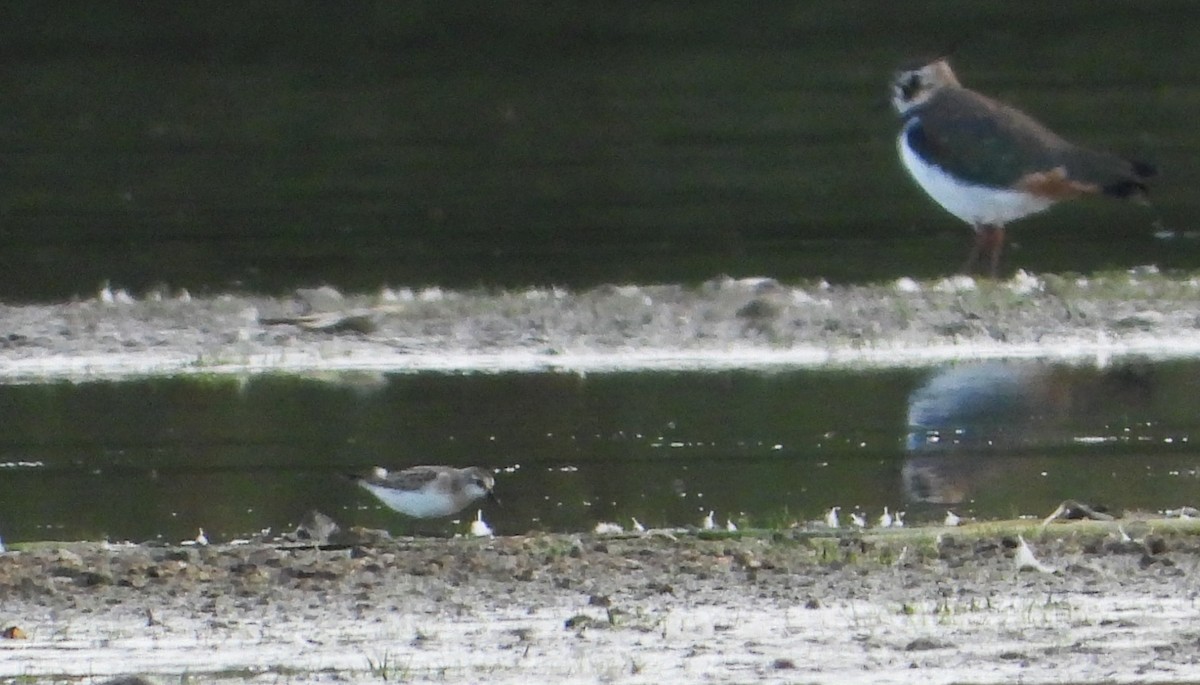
[5,519,1200,683]
[7,273,1200,682]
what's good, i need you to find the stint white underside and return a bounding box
[359,481,470,518]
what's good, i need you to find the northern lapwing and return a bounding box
[891,58,1154,276]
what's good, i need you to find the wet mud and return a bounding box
[5,519,1200,683]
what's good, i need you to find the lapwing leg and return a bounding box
[962,225,1005,277]
[961,225,987,274]
[983,224,1005,278]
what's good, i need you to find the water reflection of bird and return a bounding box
[904,361,1157,505]
[349,465,498,518]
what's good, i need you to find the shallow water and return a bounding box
[2,359,1199,543]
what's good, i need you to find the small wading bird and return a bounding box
[891,57,1154,276]
[350,465,498,519]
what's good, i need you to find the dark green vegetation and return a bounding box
[0,2,1197,300]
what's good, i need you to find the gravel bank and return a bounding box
[2,270,1200,381]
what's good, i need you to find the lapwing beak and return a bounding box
[487,489,502,507]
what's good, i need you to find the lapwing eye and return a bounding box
[900,74,922,100]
